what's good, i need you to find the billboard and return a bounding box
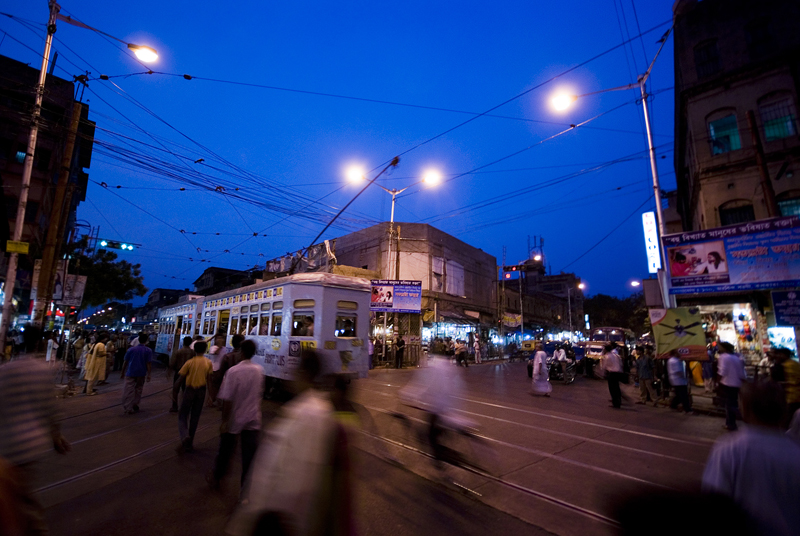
[649,307,707,360]
[662,216,800,294]
[370,280,422,313]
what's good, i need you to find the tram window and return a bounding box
[294,299,315,309]
[335,315,357,337]
[271,313,283,336]
[273,301,283,310]
[229,317,239,336]
[292,313,315,337]
[248,315,258,335]
[203,320,210,334]
[239,316,249,335]
[259,314,270,335]
[337,300,358,310]
[249,305,259,313]
[194,322,200,336]
[218,310,230,336]
[260,303,271,311]
[209,319,217,335]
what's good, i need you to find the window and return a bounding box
[203,320,210,334]
[294,299,315,309]
[229,317,239,336]
[217,310,230,335]
[270,313,283,336]
[337,300,358,310]
[273,301,283,310]
[432,257,444,292]
[247,315,258,335]
[778,191,800,217]
[694,40,722,79]
[759,96,797,141]
[292,313,315,336]
[249,304,259,313]
[445,259,465,297]
[261,303,271,311]
[335,314,357,337]
[238,316,249,335]
[719,200,755,226]
[259,314,270,335]
[209,319,216,335]
[708,115,741,155]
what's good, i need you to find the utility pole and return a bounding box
[519,267,524,342]
[747,110,780,217]
[33,101,83,329]
[0,1,60,353]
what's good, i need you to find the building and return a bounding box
[674,0,800,231]
[0,55,94,311]
[193,266,260,296]
[138,288,190,322]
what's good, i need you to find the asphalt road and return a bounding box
[35,359,727,536]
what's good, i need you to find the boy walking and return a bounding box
[177,341,213,453]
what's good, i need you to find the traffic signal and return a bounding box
[98,239,137,251]
[503,265,519,272]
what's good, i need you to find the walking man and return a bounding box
[177,341,213,453]
[768,347,800,429]
[603,343,624,408]
[717,342,746,430]
[636,347,658,407]
[120,333,153,414]
[395,336,406,369]
[85,333,109,396]
[169,336,194,413]
[667,350,693,414]
[207,339,264,489]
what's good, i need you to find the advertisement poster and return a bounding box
[662,216,800,294]
[649,307,707,360]
[370,280,422,313]
[772,290,800,326]
[56,275,88,307]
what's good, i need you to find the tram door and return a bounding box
[172,316,183,357]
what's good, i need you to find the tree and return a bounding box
[67,238,148,309]
[583,292,649,337]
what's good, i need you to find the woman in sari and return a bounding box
[530,343,552,397]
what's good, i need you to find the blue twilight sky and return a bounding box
[1,0,676,301]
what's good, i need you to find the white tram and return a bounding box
[155,296,204,359]
[198,273,371,380]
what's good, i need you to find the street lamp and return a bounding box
[548,29,672,305]
[0,1,159,353]
[630,280,641,288]
[566,282,585,341]
[346,165,440,361]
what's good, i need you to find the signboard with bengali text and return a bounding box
[370,280,422,313]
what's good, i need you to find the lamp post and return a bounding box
[0,1,158,353]
[549,29,672,305]
[347,167,440,362]
[565,282,585,340]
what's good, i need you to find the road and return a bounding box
[35,359,726,536]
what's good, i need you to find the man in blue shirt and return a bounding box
[120,333,153,414]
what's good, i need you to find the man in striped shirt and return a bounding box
[0,356,70,533]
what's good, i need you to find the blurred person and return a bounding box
[45,332,58,365]
[636,346,658,407]
[169,337,194,413]
[769,347,800,429]
[553,343,567,377]
[395,336,405,369]
[473,337,482,364]
[717,342,747,431]
[72,333,85,369]
[530,342,552,397]
[99,335,116,385]
[703,345,717,393]
[702,381,800,536]
[367,337,374,370]
[176,341,212,453]
[227,350,354,536]
[120,333,153,414]
[603,343,624,408]
[0,355,70,534]
[207,339,263,490]
[455,339,468,367]
[207,334,230,408]
[84,333,109,396]
[668,349,693,414]
[219,334,246,380]
[113,334,127,371]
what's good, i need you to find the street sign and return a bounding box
[6,240,29,254]
[641,212,661,273]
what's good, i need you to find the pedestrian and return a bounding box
[84,333,109,395]
[176,340,213,453]
[113,335,127,372]
[530,342,552,397]
[206,334,230,407]
[219,334,245,381]
[226,350,355,536]
[769,347,800,429]
[473,337,482,364]
[703,345,717,393]
[455,339,468,367]
[0,355,71,533]
[667,349,693,414]
[207,339,264,490]
[368,337,374,370]
[702,381,800,536]
[395,336,406,369]
[45,332,59,365]
[716,341,746,430]
[72,333,85,369]
[636,346,659,407]
[169,336,194,412]
[99,335,116,385]
[602,343,624,408]
[554,343,567,378]
[119,333,153,414]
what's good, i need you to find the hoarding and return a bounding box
[370,280,422,313]
[662,216,800,294]
[642,211,661,273]
[649,307,707,360]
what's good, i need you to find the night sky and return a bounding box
[2,1,676,303]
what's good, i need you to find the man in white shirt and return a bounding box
[603,344,624,408]
[208,339,264,490]
[667,350,692,413]
[702,382,800,536]
[717,342,747,431]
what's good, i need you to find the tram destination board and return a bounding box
[370,280,422,313]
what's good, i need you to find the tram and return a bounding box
[584,326,635,361]
[196,272,371,381]
[155,296,204,359]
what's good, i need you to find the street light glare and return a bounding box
[127,44,158,62]
[422,170,441,186]
[578,283,585,289]
[533,254,542,261]
[631,280,641,287]
[345,166,365,184]
[550,92,576,112]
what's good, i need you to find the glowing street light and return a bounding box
[630,280,641,288]
[550,91,577,112]
[127,44,158,62]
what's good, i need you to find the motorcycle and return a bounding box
[547,356,576,385]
